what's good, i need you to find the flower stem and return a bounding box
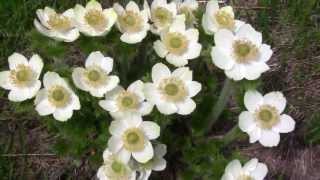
[205,78,233,134]
[221,125,242,147]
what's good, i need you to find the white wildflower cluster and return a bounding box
[0,0,298,179]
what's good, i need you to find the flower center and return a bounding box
[255,105,280,129]
[233,40,259,64]
[159,77,187,102]
[214,9,235,29]
[237,174,254,180]
[152,7,173,27]
[119,11,143,33]
[84,66,107,87]
[116,91,139,111]
[48,13,72,32]
[164,32,189,55]
[10,65,35,87]
[111,161,126,174]
[122,128,145,152]
[48,86,71,108]
[85,9,108,31]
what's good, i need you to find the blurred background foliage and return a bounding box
[0,0,319,179]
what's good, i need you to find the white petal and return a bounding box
[34,89,46,105]
[156,102,178,115]
[126,1,140,12]
[144,83,162,104]
[153,41,168,58]
[29,54,43,75]
[234,20,245,32]
[186,81,201,97]
[176,98,196,115]
[123,115,143,128]
[56,29,80,42]
[109,120,127,136]
[206,0,219,13]
[71,94,81,110]
[89,87,108,97]
[113,3,125,15]
[169,14,186,32]
[117,148,132,164]
[85,51,112,72]
[35,98,56,116]
[225,160,242,178]
[132,141,154,163]
[120,31,147,44]
[184,42,202,60]
[172,67,192,81]
[33,19,53,38]
[273,114,295,133]
[153,158,167,171]
[103,8,118,29]
[250,163,268,180]
[99,100,118,112]
[221,172,233,180]
[214,29,235,50]
[244,90,263,113]
[108,136,123,153]
[86,0,102,10]
[166,53,189,67]
[263,91,287,113]
[211,47,235,70]
[8,89,30,102]
[8,53,28,70]
[154,144,167,157]
[141,121,160,140]
[102,148,113,161]
[224,64,245,81]
[43,72,67,89]
[185,28,199,42]
[259,130,280,147]
[99,57,114,74]
[237,24,262,46]
[128,80,144,99]
[201,13,217,35]
[248,128,261,143]
[105,75,120,91]
[0,71,12,90]
[152,63,171,83]
[139,102,154,115]
[259,44,273,62]
[104,86,124,100]
[243,62,270,80]
[72,68,88,91]
[138,170,152,180]
[29,80,42,99]
[238,111,256,132]
[53,108,73,121]
[243,158,258,172]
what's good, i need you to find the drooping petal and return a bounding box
[151,63,171,83]
[141,121,160,140]
[244,90,263,113]
[272,114,295,133]
[132,140,154,163]
[238,111,256,132]
[8,53,28,70]
[263,91,287,114]
[259,129,280,147]
[176,98,196,115]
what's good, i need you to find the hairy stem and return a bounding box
[205,78,234,134]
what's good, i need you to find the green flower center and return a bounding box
[214,10,235,29]
[52,89,65,101]
[122,96,134,107]
[84,66,107,88]
[164,32,188,55]
[236,43,251,57]
[16,69,32,82]
[88,70,101,81]
[48,86,71,108]
[119,11,143,33]
[48,14,72,31]
[259,109,273,122]
[117,91,139,110]
[233,40,259,64]
[10,65,35,87]
[122,128,145,152]
[111,161,125,174]
[170,37,182,48]
[255,105,280,129]
[165,83,179,96]
[85,9,107,30]
[237,174,254,180]
[159,78,187,102]
[152,7,173,26]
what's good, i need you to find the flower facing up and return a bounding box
[74,0,117,36]
[153,15,202,67]
[72,51,119,97]
[147,0,177,34]
[144,63,201,115]
[99,80,153,119]
[239,90,296,147]
[35,72,80,121]
[135,144,167,180]
[221,158,268,180]
[97,149,136,180]
[0,53,43,102]
[108,116,160,163]
[113,1,149,44]
[202,0,244,35]
[175,0,199,27]
[34,7,80,42]
[211,24,273,81]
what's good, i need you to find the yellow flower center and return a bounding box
[85,9,108,31]
[237,174,254,180]
[164,32,189,55]
[122,128,145,152]
[159,77,187,102]
[214,10,235,29]
[116,91,139,111]
[111,161,126,174]
[48,86,71,108]
[84,66,107,88]
[119,11,143,33]
[48,13,72,32]
[10,65,35,87]
[152,7,173,27]
[255,105,280,129]
[233,40,259,64]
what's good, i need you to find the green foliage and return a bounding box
[305,113,320,145]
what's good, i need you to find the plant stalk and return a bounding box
[221,125,242,147]
[205,78,233,134]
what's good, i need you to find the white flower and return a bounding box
[113,1,149,44]
[108,116,160,163]
[202,0,244,35]
[35,72,80,121]
[97,149,136,180]
[72,51,119,97]
[34,7,80,42]
[0,53,43,102]
[74,0,117,36]
[239,90,296,147]
[153,15,202,67]
[147,0,177,34]
[211,24,273,81]
[175,0,198,27]
[221,158,268,180]
[136,144,167,180]
[144,63,201,115]
[99,80,153,119]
